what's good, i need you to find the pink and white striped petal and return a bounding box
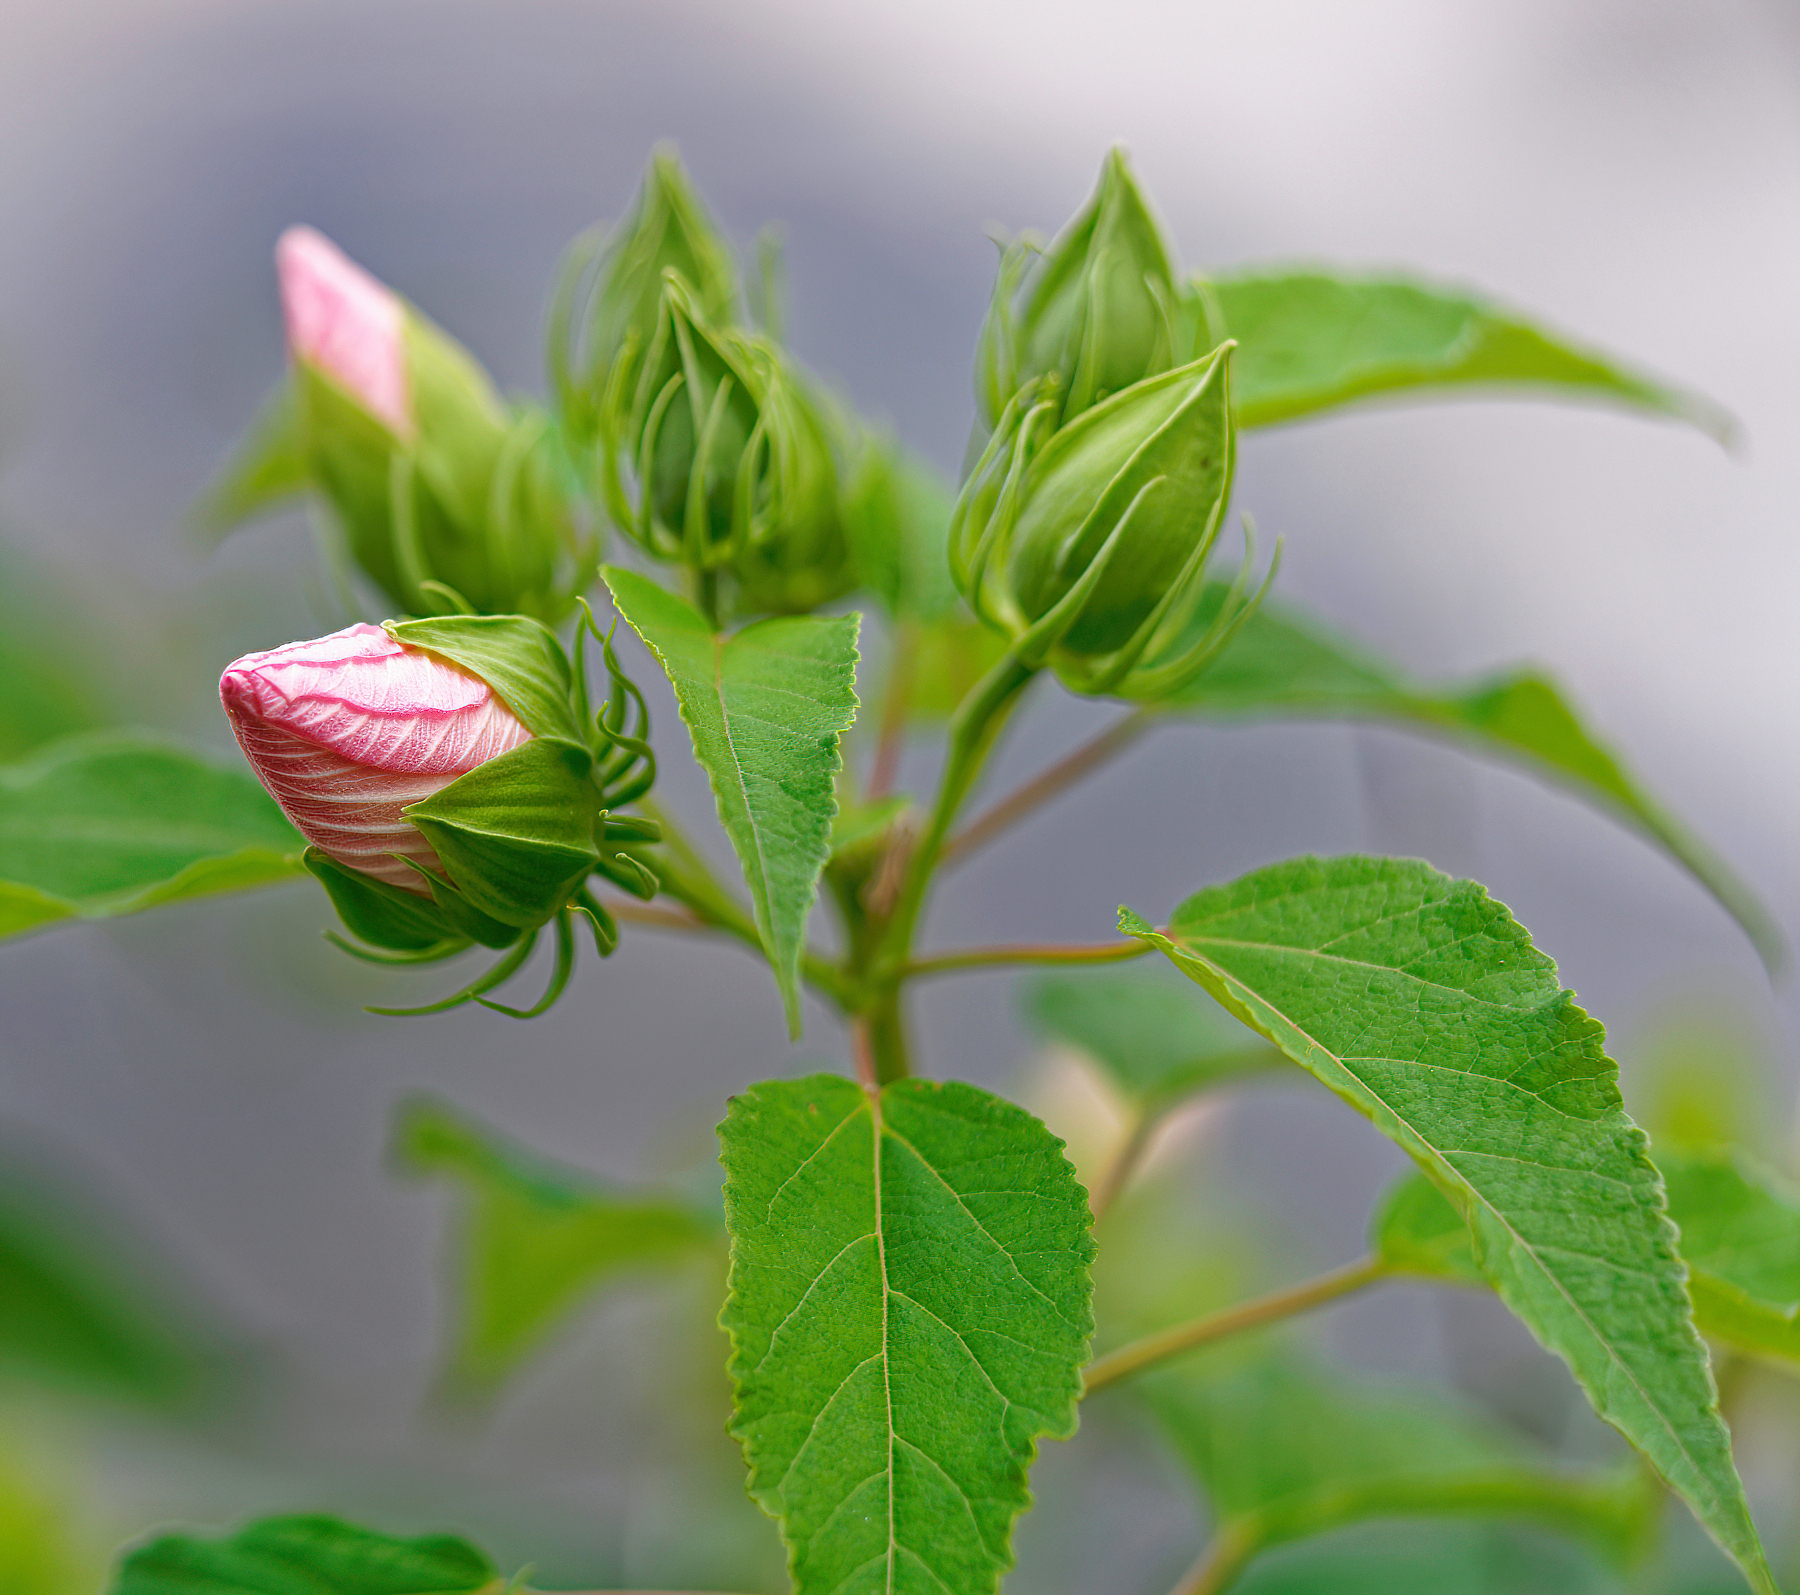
[276,226,413,438]
[220,623,532,892]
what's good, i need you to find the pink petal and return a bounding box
[220,623,532,892]
[276,226,413,438]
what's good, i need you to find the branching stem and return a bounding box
[1082,1255,1389,1395]
[941,708,1154,867]
[1166,1526,1256,1595]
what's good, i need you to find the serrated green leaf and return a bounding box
[403,738,601,929]
[1025,970,1285,1110]
[604,567,859,1035]
[1143,1349,1651,1589]
[385,615,582,744]
[1162,585,1781,971]
[112,1514,498,1595]
[1212,269,1732,441]
[194,380,310,541]
[0,733,305,942]
[719,1074,1095,1595]
[394,1097,713,1390]
[1122,855,1772,1592]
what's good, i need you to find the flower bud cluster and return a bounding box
[955,151,1269,701]
[220,612,657,1016]
[552,151,856,621]
[211,229,600,626]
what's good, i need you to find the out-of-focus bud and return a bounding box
[597,271,852,620]
[951,344,1268,700]
[976,149,1215,431]
[204,231,599,626]
[554,146,740,448]
[219,614,660,1016]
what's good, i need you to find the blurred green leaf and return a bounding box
[395,1097,714,1392]
[112,1515,499,1595]
[1024,970,1285,1109]
[1164,585,1781,971]
[0,733,305,942]
[604,567,859,1036]
[1143,1349,1652,1592]
[907,613,1010,722]
[1372,1168,1486,1289]
[0,1450,94,1595]
[1212,269,1732,441]
[719,1074,1094,1595]
[842,436,958,622]
[194,381,309,542]
[1659,1147,1800,1368]
[1123,855,1773,1592]
[0,549,108,761]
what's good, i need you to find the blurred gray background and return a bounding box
[0,0,1795,1589]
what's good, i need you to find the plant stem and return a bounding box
[878,651,1038,971]
[1086,1106,1160,1223]
[1166,1526,1256,1595]
[1082,1255,1389,1395]
[940,708,1154,868]
[904,940,1152,979]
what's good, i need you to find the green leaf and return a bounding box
[385,615,582,744]
[0,1448,94,1595]
[112,1514,499,1595]
[1212,269,1732,441]
[604,567,860,1035]
[908,614,1011,722]
[719,1074,1095,1595]
[1660,1146,1800,1368]
[1122,855,1773,1592]
[1025,970,1285,1110]
[0,733,305,942]
[1143,1349,1652,1589]
[302,847,466,955]
[842,437,959,622]
[1372,1168,1486,1289]
[0,547,108,760]
[403,738,601,930]
[1163,585,1781,971]
[394,1097,713,1390]
[194,380,311,541]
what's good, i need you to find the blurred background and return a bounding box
[0,0,1795,1590]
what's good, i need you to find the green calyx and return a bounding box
[977,147,1213,431]
[951,344,1269,700]
[597,270,852,620]
[221,311,599,626]
[310,611,662,1017]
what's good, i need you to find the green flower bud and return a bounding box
[951,344,1262,700]
[550,147,740,451]
[203,228,599,625]
[976,149,1216,430]
[598,272,852,619]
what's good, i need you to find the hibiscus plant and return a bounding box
[0,147,1792,1595]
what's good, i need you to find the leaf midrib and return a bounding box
[1173,937,1730,1523]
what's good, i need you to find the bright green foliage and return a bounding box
[604,566,859,1035]
[719,1075,1095,1595]
[111,1515,499,1595]
[1212,269,1732,440]
[394,1097,714,1390]
[0,732,304,942]
[0,1450,95,1595]
[1142,1350,1652,1591]
[1122,855,1772,1592]
[1659,1146,1800,1368]
[1024,970,1284,1109]
[1163,584,1780,969]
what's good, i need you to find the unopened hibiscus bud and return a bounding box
[204,233,599,626]
[952,344,1263,699]
[276,226,414,438]
[976,149,1214,431]
[220,623,532,892]
[597,271,851,619]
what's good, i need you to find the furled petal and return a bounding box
[220,623,532,891]
[276,226,413,437]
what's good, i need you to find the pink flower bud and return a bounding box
[276,226,413,438]
[220,624,531,891]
